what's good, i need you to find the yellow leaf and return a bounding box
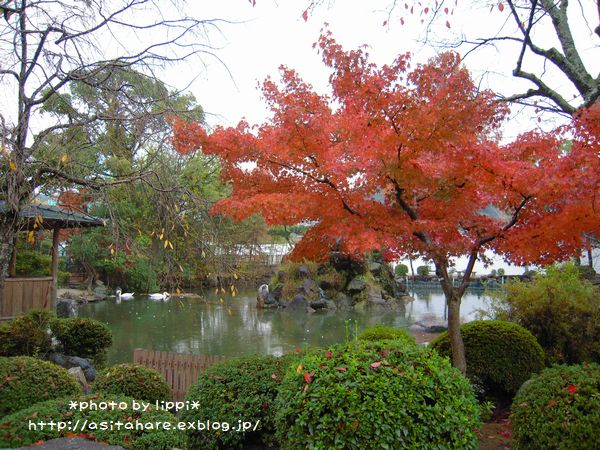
[219,298,224,304]
[60,154,68,163]
[296,364,303,374]
[27,231,35,244]
[215,288,219,295]
[164,240,169,249]
[201,250,206,258]
[233,273,239,280]
[159,233,164,240]
[9,161,17,172]
[220,287,226,294]
[168,241,174,250]
[176,288,181,294]
[227,307,232,316]
[110,247,115,256]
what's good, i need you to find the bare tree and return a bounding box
[0,0,222,309]
[300,0,599,116]
[460,0,599,115]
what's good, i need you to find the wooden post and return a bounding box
[50,225,60,307]
[8,234,17,277]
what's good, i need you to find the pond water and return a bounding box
[78,287,494,365]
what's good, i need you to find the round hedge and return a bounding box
[511,364,600,449]
[0,394,184,450]
[430,320,544,400]
[275,339,481,449]
[51,317,112,365]
[358,324,416,346]
[0,310,54,357]
[0,356,81,416]
[182,354,288,450]
[94,363,170,403]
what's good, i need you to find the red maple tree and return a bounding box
[173,32,599,372]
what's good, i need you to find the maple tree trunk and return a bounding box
[436,260,467,374]
[445,290,467,374]
[0,212,18,316]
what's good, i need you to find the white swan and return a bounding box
[148,291,170,300]
[116,289,134,300]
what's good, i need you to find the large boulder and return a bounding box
[288,294,309,311]
[55,299,77,318]
[347,277,367,293]
[47,353,97,382]
[366,285,386,307]
[334,292,353,310]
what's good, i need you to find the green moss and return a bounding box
[0,356,81,416]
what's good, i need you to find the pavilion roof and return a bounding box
[0,201,105,230]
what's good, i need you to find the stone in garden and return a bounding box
[48,353,97,381]
[310,299,327,310]
[297,265,311,278]
[56,299,78,318]
[366,285,386,306]
[68,366,91,393]
[334,292,352,310]
[367,261,382,275]
[288,294,309,310]
[298,278,319,299]
[347,277,367,293]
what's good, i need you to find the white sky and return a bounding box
[173,0,599,139]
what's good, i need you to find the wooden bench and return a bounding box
[133,348,227,401]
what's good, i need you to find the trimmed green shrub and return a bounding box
[275,340,481,449]
[430,320,544,401]
[357,324,416,347]
[183,354,288,450]
[0,394,184,450]
[0,309,53,357]
[0,356,81,416]
[416,265,430,276]
[484,263,600,364]
[511,364,600,450]
[95,363,170,403]
[51,317,112,366]
[394,263,409,276]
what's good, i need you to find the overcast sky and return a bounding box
[174,0,598,140]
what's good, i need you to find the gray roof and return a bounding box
[0,201,105,229]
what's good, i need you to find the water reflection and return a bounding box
[78,288,492,365]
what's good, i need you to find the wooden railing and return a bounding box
[133,349,228,402]
[1,277,53,320]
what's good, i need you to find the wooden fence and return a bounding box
[1,277,53,320]
[133,349,228,402]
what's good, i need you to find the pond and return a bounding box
[78,287,494,365]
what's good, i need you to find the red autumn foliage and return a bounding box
[172,33,600,371]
